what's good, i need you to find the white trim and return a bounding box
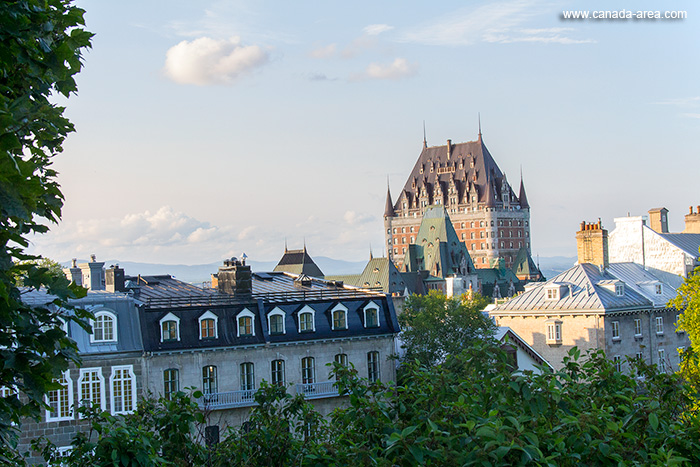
[331,303,348,330]
[45,370,73,422]
[198,310,219,339]
[90,310,118,343]
[78,367,106,415]
[268,307,286,335]
[236,308,256,337]
[110,365,137,415]
[159,312,181,342]
[363,302,380,328]
[298,305,316,333]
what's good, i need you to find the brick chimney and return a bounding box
[216,257,252,296]
[105,265,125,292]
[575,220,609,269]
[446,139,451,159]
[648,207,669,233]
[683,205,700,234]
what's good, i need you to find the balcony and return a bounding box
[199,381,340,410]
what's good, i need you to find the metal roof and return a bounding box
[658,233,700,258]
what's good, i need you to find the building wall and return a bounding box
[491,312,604,371]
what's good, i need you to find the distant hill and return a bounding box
[537,256,577,281]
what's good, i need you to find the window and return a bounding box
[332,304,348,330]
[615,283,624,296]
[611,321,620,340]
[240,363,255,391]
[301,357,315,384]
[658,348,666,368]
[678,347,686,363]
[655,316,664,334]
[202,365,217,395]
[160,312,180,342]
[92,311,117,343]
[655,283,663,295]
[613,356,621,372]
[546,288,558,300]
[546,321,562,345]
[111,366,136,414]
[364,303,380,328]
[164,369,179,400]
[676,314,685,334]
[634,318,642,337]
[298,306,315,332]
[271,360,285,386]
[198,311,218,339]
[237,308,255,337]
[367,351,380,382]
[335,353,348,366]
[46,370,72,421]
[78,368,105,412]
[268,308,285,335]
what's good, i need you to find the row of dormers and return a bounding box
[544,279,664,301]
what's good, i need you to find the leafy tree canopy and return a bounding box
[398,290,494,367]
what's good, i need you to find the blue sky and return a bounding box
[29,0,700,265]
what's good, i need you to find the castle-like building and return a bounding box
[384,129,533,273]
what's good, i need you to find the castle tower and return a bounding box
[383,183,395,260]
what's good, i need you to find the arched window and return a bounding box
[159,312,180,342]
[331,304,348,330]
[268,307,286,335]
[271,360,285,386]
[298,305,315,333]
[198,311,218,339]
[363,302,380,328]
[236,308,255,337]
[163,368,179,400]
[92,310,117,343]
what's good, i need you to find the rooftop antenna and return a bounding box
[423,120,427,148]
[284,238,288,253]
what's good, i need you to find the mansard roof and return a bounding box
[395,135,518,211]
[273,247,324,277]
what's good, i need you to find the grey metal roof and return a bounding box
[658,233,700,258]
[492,263,655,313]
[605,262,677,307]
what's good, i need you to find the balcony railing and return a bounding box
[199,381,341,410]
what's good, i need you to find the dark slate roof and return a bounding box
[394,135,519,211]
[658,233,700,258]
[518,176,529,209]
[492,263,674,313]
[273,248,325,277]
[384,185,395,217]
[511,246,542,279]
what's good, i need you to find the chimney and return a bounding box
[216,257,252,296]
[648,207,669,233]
[63,258,83,286]
[446,139,451,159]
[105,265,125,292]
[79,254,105,291]
[683,205,700,233]
[575,220,609,269]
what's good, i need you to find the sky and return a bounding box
[27,0,700,266]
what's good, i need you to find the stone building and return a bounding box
[489,221,689,371]
[384,130,537,273]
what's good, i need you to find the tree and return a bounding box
[0,0,92,463]
[672,264,700,406]
[12,257,65,286]
[398,290,494,367]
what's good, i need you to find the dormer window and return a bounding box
[159,313,180,342]
[298,305,316,333]
[198,311,218,340]
[92,311,117,343]
[545,287,559,301]
[363,302,380,328]
[331,304,348,330]
[268,307,286,335]
[615,283,624,296]
[237,308,256,337]
[655,283,663,295]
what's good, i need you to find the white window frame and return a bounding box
[655,283,663,295]
[198,310,219,340]
[236,308,256,337]
[613,355,622,372]
[545,288,559,301]
[159,312,180,342]
[611,321,620,341]
[268,307,286,335]
[634,318,642,337]
[298,305,316,333]
[110,365,137,415]
[331,303,348,330]
[363,302,380,328]
[91,310,117,343]
[45,370,73,422]
[655,316,664,335]
[367,351,380,382]
[615,283,624,297]
[658,348,666,368]
[546,320,562,345]
[78,367,106,415]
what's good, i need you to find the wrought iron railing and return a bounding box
[199,381,341,410]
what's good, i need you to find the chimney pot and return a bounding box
[691,206,694,214]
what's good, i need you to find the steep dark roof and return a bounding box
[384,185,395,217]
[273,248,324,277]
[518,176,529,209]
[511,246,542,279]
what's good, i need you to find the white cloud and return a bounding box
[164,37,269,86]
[358,58,418,81]
[344,211,374,225]
[310,43,337,58]
[364,24,394,36]
[400,1,591,46]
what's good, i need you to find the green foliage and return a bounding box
[0,0,92,463]
[12,257,65,286]
[398,290,494,366]
[673,264,700,407]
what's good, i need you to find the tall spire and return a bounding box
[384,178,395,217]
[369,244,374,260]
[284,238,288,253]
[478,113,482,140]
[423,121,427,148]
[519,168,530,209]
